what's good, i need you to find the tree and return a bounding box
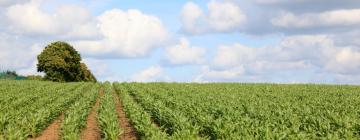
[37,41,96,82]
[80,63,97,82]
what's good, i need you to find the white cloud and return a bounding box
[2,0,360,84]
[213,44,257,68]
[0,0,29,7]
[82,58,112,79]
[207,0,247,32]
[17,60,43,76]
[196,35,360,83]
[5,0,99,39]
[180,0,247,34]
[0,34,43,75]
[194,66,245,82]
[272,9,360,28]
[324,47,360,74]
[331,30,360,46]
[74,9,169,58]
[164,38,206,65]
[213,35,337,69]
[180,2,204,35]
[256,0,288,4]
[130,66,170,82]
[334,74,360,84]
[0,0,171,81]
[6,0,55,35]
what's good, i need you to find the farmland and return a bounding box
[0,80,359,139]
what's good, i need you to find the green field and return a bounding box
[0,80,359,140]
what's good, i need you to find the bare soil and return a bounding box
[113,92,138,140]
[80,87,104,140]
[29,114,64,140]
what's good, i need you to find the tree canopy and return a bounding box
[37,41,96,82]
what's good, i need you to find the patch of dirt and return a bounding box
[113,92,138,140]
[29,114,64,140]
[80,87,104,140]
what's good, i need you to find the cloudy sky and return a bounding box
[1,0,360,84]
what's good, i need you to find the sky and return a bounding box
[1,0,360,84]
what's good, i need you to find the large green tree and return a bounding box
[37,41,96,82]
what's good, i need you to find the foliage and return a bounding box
[114,83,169,140]
[0,70,26,80]
[61,84,99,140]
[37,41,96,82]
[80,63,97,82]
[26,75,43,81]
[98,82,122,140]
[1,81,359,140]
[114,83,360,140]
[3,70,17,77]
[0,80,94,139]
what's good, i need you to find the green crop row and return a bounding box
[0,81,94,140]
[113,83,168,140]
[115,83,360,140]
[1,80,359,140]
[61,83,100,140]
[98,82,122,140]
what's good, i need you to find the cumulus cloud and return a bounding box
[180,0,247,34]
[195,35,360,83]
[0,0,171,81]
[5,0,99,39]
[82,58,113,80]
[130,66,170,82]
[2,0,360,84]
[180,2,204,34]
[324,47,360,74]
[0,33,43,75]
[74,9,169,58]
[255,0,360,13]
[0,0,29,7]
[248,0,360,35]
[178,0,360,35]
[272,9,360,29]
[331,30,360,46]
[164,38,206,65]
[194,66,246,82]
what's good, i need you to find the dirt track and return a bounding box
[80,88,104,140]
[114,92,138,140]
[29,114,64,140]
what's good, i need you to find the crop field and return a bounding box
[0,80,359,140]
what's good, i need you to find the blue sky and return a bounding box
[1,0,360,84]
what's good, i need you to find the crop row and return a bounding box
[98,82,122,140]
[1,80,359,140]
[0,81,95,140]
[114,83,168,140]
[0,81,128,140]
[61,83,100,140]
[115,83,360,140]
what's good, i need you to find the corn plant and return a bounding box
[115,83,360,140]
[0,81,94,139]
[98,82,122,140]
[114,83,168,140]
[61,84,100,140]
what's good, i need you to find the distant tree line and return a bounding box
[0,70,25,80]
